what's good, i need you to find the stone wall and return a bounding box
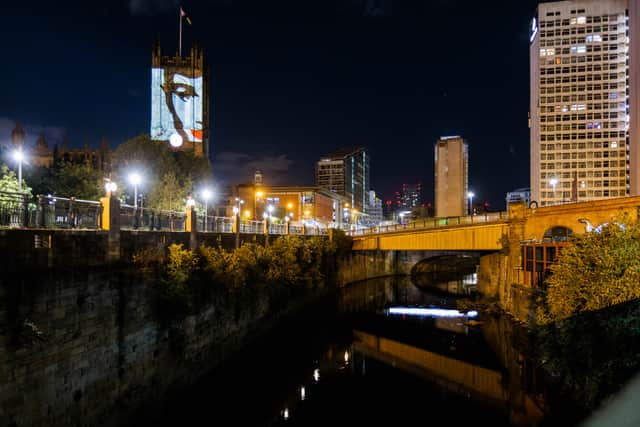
[0,229,320,427]
[336,251,397,285]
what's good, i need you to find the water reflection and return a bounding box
[272,276,548,426]
[142,274,635,427]
[411,254,479,295]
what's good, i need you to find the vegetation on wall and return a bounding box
[536,214,640,325]
[533,214,640,413]
[135,234,343,324]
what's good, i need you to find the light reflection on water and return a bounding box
[269,276,544,427]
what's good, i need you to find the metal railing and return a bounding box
[40,195,102,229]
[0,191,334,237]
[120,204,186,231]
[0,192,102,229]
[0,191,31,228]
[350,211,510,236]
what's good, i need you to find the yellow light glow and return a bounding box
[344,350,349,363]
[244,210,251,218]
[304,210,310,216]
[287,202,293,209]
[256,191,263,198]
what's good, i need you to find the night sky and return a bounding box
[1,0,543,210]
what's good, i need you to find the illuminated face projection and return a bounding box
[150,67,203,145]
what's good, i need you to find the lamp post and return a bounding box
[201,188,212,231]
[255,190,263,219]
[467,191,475,216]
[549,178,558,205]
[129,172,142,208]
[105,180,117,196]
[12,149,25,192]
[233,197,244,248]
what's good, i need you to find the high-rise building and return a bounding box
[151,41,210,158]
[434,136,468,218]
[315,147,370,213]
[530,0,640,206]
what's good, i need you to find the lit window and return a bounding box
[577,16,586,24]
[611,141,618,148]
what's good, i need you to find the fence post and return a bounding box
[185,205,198,250]
[22,193,29,228]
[99,195,120,262]
[37,195,46,227]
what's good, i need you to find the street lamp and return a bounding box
[129,172,142,208]
[467,191,475,216]
[104,180,117,196]
[233,197,244,248]
[201,188,213,231]
[549,178,559,205]
[12,149,25,192]
[254,190,264,219]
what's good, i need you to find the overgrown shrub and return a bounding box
[143,236,340,324]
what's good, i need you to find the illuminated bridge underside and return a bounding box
[352,222,509,251]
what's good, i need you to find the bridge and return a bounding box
[351,196,640,251]
[343,196,640,321]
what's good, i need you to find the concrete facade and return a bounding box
[530,0,640,206]
[434,136,468,218]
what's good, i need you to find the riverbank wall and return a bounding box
[0,229,328,427]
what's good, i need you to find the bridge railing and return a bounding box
[350,211,509,236]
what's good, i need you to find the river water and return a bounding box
[137,273,636,427]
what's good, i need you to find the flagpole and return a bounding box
[179,7,183,56]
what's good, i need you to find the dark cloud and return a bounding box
[129,0,180,15]
[213,151,294,187]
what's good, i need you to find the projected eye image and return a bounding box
[150,67,203,144]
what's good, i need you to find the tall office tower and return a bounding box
[434,136,468,218]
[530,0,640,206]
[316,147,370,213]
[151,41,210,158]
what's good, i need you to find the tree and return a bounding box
[112,134,211,210]
[24,163,102,200]
[537,214,640,324]
[0,163,32,196]
[148,171,192,211]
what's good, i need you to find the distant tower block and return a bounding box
[150,40,210,158]
[254,170,263,185]
[434,135,468,218]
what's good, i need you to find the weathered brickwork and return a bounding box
[0,230,297,427]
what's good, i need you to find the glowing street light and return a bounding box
[201,188,213,231]
[128,172,143,208]
[467,191,475,216]
[104,180,117,195]
[234,197,244,248]
[12,149,25,192]
[254,190,264,219]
